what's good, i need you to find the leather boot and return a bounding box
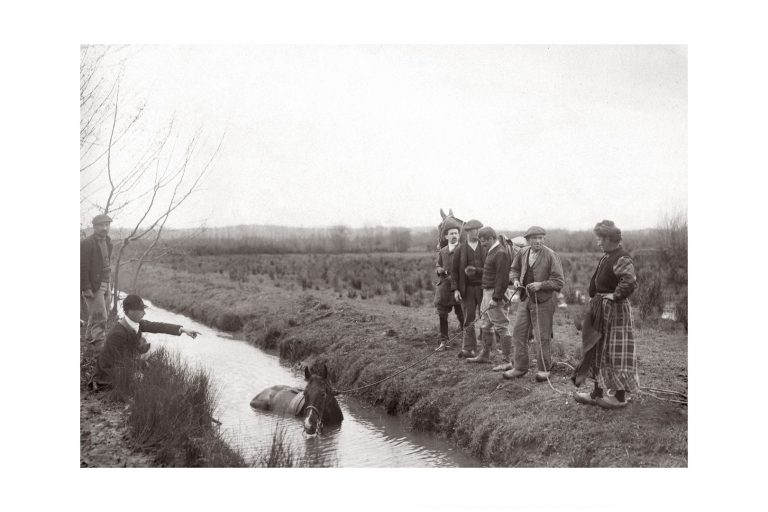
[467,329,493,363]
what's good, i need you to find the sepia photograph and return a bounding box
[6,1,763,509]
[79,44,688,470]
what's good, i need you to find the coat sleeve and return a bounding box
[493,252,512,302]
[80,239,91,291]
[509,248,524,283]
[612,256,637,300]
[140,320,183,336]
[450,245,461,291]
[541,251,565,292]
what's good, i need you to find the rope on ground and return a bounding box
[334,301,505,394]
[533,291,567,395]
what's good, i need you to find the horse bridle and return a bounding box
[304,385,330,434]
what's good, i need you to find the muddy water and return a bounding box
[136,299,484,467]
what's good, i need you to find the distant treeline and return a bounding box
[158,224,664,255]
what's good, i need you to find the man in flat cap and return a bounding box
[81,213,114,349]
[467,226,514,364]
[91,294,200,389]
[434,218,465,351]
[503,226,565,381]
[450,219,487,358]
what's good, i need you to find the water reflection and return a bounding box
[134,298,483,467]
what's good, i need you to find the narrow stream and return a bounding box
[137,298,484,467]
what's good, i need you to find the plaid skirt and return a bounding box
[597,298,639,392]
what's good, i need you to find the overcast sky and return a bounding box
[81,45,687,231]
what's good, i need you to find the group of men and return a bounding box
[81,214,199,389]
[81,212,639,408]
[434,218,639,410]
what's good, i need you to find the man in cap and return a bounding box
[503,226,565,381]
[467,226,514,364]
[434,218,465,351]
[450,219,487,358]
[81,213,114,348]
[90,294,200,388]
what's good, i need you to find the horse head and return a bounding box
[437,208,465,250]
[302,362,343,435]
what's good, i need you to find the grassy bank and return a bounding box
[80,332,247,467]
[80,323,333,467]
[129,260,688,467]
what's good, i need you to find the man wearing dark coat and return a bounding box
[434,218,465,351]
[90,294,200,389]
[450,219,486,358]
[81,214,114,348]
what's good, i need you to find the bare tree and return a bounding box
[80,44,223,313]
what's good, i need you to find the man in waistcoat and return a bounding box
[451,219,487,358]
[503,226,565,381]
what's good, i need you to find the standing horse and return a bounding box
[250,362,343,435]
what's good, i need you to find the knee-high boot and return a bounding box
[467,329,493,363]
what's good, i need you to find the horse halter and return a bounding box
[304,386,329,434]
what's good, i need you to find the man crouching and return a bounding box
[90,294,200,389]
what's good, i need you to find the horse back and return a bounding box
[250,385,304,416]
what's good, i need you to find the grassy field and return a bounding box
[125,252,688,467]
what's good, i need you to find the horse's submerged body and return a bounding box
[250,385,306,416]
[250,364,343,434]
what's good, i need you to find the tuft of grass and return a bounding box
[108,347,245,467]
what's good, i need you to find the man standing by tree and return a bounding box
[451,219,486,358]
[81,214,113,349]
[434,219,465,351]
[503,226,565,381]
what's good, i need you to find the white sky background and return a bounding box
[81,45,686,231]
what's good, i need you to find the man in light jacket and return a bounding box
[503,226,565,381]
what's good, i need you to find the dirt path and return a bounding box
[80,390,153,468]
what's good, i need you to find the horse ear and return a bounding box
[319,363,328,379]
[304,366,311,380]
[448,208,454,216]
[440,208,446,220]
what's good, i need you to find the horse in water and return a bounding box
[250,363,343,435]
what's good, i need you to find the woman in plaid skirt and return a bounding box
[572,220,639,409]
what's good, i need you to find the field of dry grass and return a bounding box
[126,253,687,467]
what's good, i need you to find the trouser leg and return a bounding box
[462,286,480,352]
[438,314,449,340]
[84,282,108,344]
[531,299,555,372]
[91,283,108,345]
[512,300,532,371]
[454,304,465,330]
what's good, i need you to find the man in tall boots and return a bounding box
[434,219,465,351]
[503,226,565,381]
[467,227,513,364]
[451,219,486,358]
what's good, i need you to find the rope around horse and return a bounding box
[333,299,510,394]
